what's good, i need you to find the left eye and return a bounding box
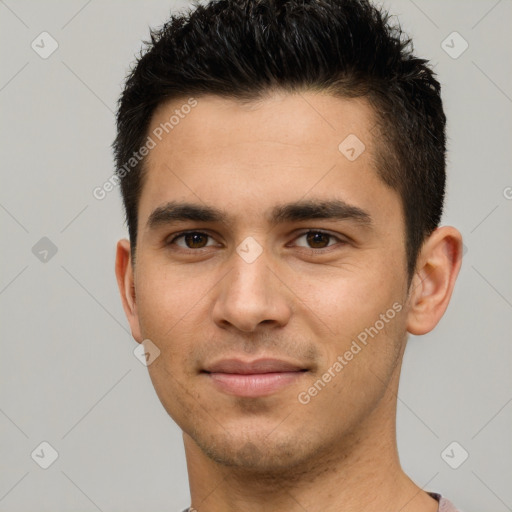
[293,230,342,249]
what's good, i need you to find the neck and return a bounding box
[183,365,438,512]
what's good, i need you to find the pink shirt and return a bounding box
[181,493,462,511]
[428,492,463,511]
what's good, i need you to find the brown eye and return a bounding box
[294,230,341,249]
[169,231,215,249]
[306,231,331,248]
[184,232,209,248]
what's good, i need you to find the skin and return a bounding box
[116,91,463,512]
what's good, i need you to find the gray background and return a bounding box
[1,0,511,511]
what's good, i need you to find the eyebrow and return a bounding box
[146,198,372,230]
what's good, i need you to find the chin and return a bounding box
[189,423,318,475]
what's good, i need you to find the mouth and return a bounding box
[201,358,309,397]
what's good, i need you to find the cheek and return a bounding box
[134,263,208,348]
[296,294,405,426]
[135,266,209,412]
[290,261,407,395]
[293,266,404,340]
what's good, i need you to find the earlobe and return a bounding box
[115,239,143,342]
[406,226,463,336]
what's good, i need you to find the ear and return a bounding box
[406,226,463,335]
[115,238,143,343]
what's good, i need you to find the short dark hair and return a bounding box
[113,0,446,280]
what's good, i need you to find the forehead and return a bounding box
[148,91,376,160]
[138,91,399,230]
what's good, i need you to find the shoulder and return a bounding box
[439,497,465,511]
[428,492,464,512]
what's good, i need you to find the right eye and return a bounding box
[167,231,218,250]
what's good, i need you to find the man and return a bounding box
[114,0,463,510]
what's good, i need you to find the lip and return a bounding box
[204,358,306,374]
[202,358,308,397]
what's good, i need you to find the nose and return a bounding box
[212,245,292,333]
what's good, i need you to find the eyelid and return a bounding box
[166,229,220,247]
[290,229,347,248]
[166,228,347,250]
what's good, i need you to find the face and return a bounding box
[119,91,414,473]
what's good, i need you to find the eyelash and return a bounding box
[166,229,346,252]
